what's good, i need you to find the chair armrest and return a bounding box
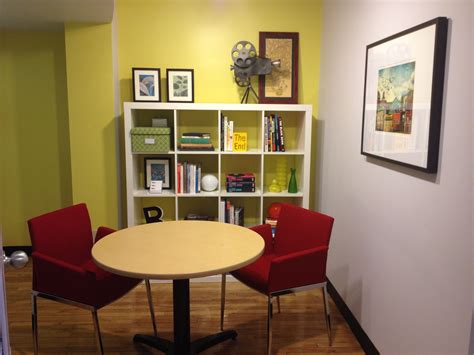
[32,252,86,276]
[95,226,116,243]
[250,224,274,254]
[268,246,328,293]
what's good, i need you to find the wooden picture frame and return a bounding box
[361,17,448,173]
[132,68,161,102]
[166,69,194,103]
[258,32,299,104]
[144,157,171,189]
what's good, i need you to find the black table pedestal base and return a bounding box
[133,330,237,354]
[133,279,237,354]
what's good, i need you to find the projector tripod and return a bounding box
[240,83,259,104]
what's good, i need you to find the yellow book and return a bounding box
[233,132,248,152]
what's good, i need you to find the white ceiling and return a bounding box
[0,0,114,30]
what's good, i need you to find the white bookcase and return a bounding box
[123,102,312,227]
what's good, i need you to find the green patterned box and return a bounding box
[131,127,171,152]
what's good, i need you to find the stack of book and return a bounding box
[177,161,201,193]
[184,213,214,221]
[264,114,286,152]
[226,173,255,192]
[179,132,214,151]
[219,199,244,226]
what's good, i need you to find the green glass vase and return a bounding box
[288,168,297,193]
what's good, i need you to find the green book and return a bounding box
[180,137,211,144]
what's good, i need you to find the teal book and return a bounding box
[180,137,211,144]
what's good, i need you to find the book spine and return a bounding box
[225,200,231,223]
[220,113,224,151]
[219,199,225,222]
[179,138,210,144]
[182,132,210,137]
[177,163,181,194]
[226,182,255,188]
[224,116,228,151]
[278,115,285,152]
[274,114,280,152]
[264,116,268,153]
[226,186,256,192]
[179,143,213,148]
[229,120,234,152]
[179,146,215,151]
[230,204,234,224]
[183,162,187,193]
[226,178,255,182]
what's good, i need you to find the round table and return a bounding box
[92,221,264,354]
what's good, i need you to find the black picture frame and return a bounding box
[361,17,448,173]
[144,157,171,189]
[166,69,194,103]
[258,32,299,104]
[132,68,161,102]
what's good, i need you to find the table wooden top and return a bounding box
[92,221,264,280]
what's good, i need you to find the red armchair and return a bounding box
[27,203,157,354]
[220,204,334,354]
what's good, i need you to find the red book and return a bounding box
[226,173,255,182]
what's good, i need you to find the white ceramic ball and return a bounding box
[201,174,218,192]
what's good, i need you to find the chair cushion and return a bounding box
[231,253,275,294]
[34,258,142,309]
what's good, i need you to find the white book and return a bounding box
[229,120,234,152]
[224,116,228,151]
[219,200,225,222]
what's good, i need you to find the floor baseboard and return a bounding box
[327,279,379,355]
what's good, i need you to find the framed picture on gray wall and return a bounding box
[361,17,448,173]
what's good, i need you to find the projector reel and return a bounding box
[231,41,257,69]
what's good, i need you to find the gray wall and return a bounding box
[318,1,473,354]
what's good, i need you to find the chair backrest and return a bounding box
[274,204,334,256]
[27,203,94,266]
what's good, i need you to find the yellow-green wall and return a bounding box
[116,0,323,219]
[117,0,322,106]
[0,31,72,246]
[64,23,119,229]
[1,0,323,245]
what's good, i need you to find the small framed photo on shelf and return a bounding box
[361,17,448,173]
[132,68,161,102]
[144,157,171,189]
[166,69,194,103]
[258,32,299,104]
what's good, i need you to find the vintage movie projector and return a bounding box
[230,40,280,103]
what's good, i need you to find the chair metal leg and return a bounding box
[267,295,273,355]
[91,309,104,354]
[276,295,281,313]
[32,293,38,355]
[145,279,158,336]
[220,273,226,331]
[322,285,332,346]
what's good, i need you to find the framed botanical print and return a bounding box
[132,68,161,102]
[361,17,448,173]
[166,69,194,103]
[258,32,299,104]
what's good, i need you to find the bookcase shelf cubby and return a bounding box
[124,102,312,227]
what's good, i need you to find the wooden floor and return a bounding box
[5,264,364,354]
